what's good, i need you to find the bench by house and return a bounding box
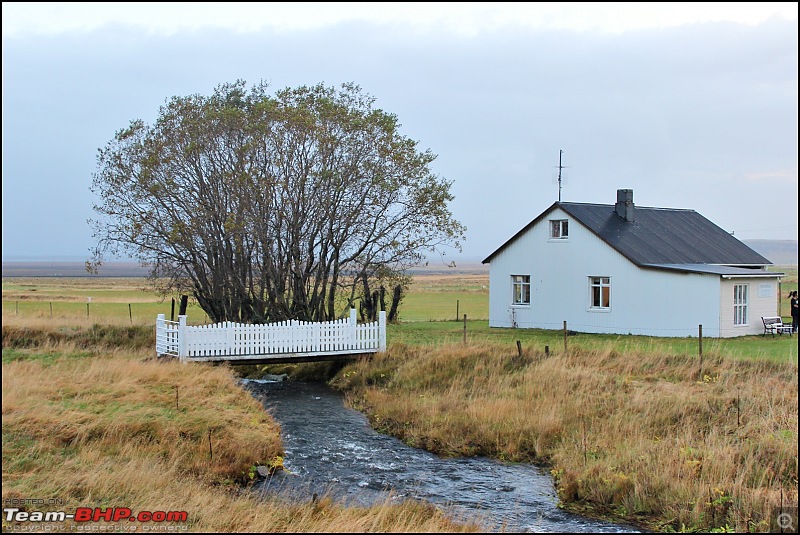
[761,316,793,337]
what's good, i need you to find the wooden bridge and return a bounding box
[156,309,386,364]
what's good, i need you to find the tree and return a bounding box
[89,81,465,323]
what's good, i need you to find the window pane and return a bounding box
[512,275,530,305]
[590,276,611,309]
[562,220,568,237]
[733,284,748,325]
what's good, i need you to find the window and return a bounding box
[512,275,530,305]
[733,284,748,326]
[590,277,611,309]
[550,219,568,239]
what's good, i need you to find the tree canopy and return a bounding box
[89,81,465,323]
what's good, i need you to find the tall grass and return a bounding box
[2,342,483,532]
[331,342,798,532]
[3,273,797,531]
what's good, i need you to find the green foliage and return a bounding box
[90,80,465,324]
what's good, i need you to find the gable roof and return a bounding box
[482,201,773,270]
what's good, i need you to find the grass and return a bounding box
[331,341,798,532]
[389,320,798,364]
[4,264,797,323]
[2,269,798,532]
[1,335,484,532]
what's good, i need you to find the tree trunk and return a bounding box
[388,284,404,323]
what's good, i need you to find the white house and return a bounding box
[482,189,783,338]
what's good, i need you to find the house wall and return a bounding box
[718,278,781,337]
[487,207,724,337]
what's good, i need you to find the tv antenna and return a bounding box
[556,150,566,202]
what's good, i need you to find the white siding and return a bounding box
[488,207,725,337]
[718,279,780,337]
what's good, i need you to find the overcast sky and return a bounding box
[2,2,797,264]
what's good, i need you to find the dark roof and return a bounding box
[643,264,782,277]
[482,202,773,269]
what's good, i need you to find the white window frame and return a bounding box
[733,284,748,326]
[511,275,531,306]
[589,276,611,310]
[549,219,569,240]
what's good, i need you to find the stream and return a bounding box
[244,379,640,533]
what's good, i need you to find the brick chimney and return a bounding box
[615,189,635,222]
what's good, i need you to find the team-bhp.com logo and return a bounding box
[4,506,188,531]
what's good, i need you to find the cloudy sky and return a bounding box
[2,2,797,265]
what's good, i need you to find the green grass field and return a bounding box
[3,266,797,363]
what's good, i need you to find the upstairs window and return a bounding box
[590,277,611,309]
[512,275,531,305]
[550,219,568,239]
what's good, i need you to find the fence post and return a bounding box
[350,308,357,349]
[379,310,387,352]
[563,320,568,352]
[463,314,467,344]
[178,315,188,362]
[698,324,703,373]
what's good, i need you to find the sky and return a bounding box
[2,2,798,265]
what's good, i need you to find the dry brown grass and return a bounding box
[332,342,799,532]
[2,344,482,532]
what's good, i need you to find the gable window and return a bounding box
[512,275,531,305]
[550,219,568,239]
[733,284,748,326]
[590,277,611,309]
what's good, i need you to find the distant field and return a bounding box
[3,264,794,324]
[3,266,797,363]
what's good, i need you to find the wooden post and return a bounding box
[456,299,459,322]
[516,340,522,357]
[128,304,133,324]
[736,389,740,428]
[563,320,568,352]
[86,302,90,318]
[698,324,703,376]
[50,302,53,318]
[171,298,176,322]
[463,314,467,344]
[179,295,188,316]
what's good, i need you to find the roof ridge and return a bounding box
[558,201,695,212]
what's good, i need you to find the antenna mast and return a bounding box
[557,150,564,202]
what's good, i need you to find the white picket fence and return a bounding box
[156,309,386,362]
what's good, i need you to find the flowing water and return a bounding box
[245,379,640,533]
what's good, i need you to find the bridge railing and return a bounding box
[156,309,386,361]
[155,315,179,357]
